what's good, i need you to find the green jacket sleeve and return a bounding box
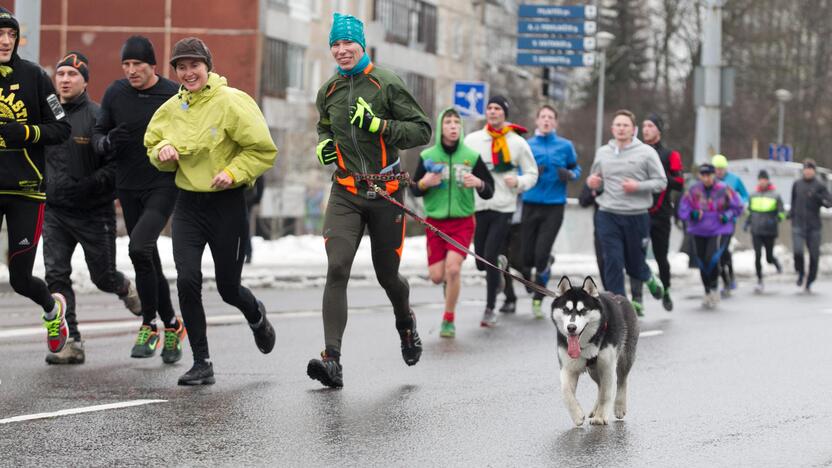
[144,104,179,172]
[316,83,334,145]
[223,92,277,186]
[382,75,431,149]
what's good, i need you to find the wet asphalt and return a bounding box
[2,278,832,466]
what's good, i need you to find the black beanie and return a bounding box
[646,112,665,134]
[0,7,20,61]
[56,51,89,82]
[488,95,510,118]
[121,36,156,65]
[757,169,770,180]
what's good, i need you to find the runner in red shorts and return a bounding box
[411,108,494,338]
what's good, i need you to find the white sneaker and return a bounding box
[754,281,764,294]
[480,308,497,327]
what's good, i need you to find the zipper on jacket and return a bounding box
[348,75,369,175]
[448,153,453,217]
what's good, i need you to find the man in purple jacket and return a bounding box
[677,163,744,309]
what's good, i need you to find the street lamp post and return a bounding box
[775,88,793,146]
[594,31,615,150]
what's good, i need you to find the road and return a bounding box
[1,277,831,466]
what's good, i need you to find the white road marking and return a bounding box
[639,330,663,338]
[0,399,167,425]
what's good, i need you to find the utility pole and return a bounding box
[693,0,725,164]
[14,0,41,63]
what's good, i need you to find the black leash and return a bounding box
[352,172,559,299]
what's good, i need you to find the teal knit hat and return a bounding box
[329,13,366,51]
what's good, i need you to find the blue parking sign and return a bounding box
[453,81,488,118]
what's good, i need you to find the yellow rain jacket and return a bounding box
[145,72,276,191]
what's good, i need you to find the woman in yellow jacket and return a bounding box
[145,37,278,385]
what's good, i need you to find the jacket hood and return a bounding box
[177,72,226,106]
[432,107,465,149]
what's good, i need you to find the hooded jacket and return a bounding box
[145,73,277,191]
[411,108,494,219]
[316,62,431,197]
[45,92,116,211]
[745,183,785,237]
[589,138,667,215]
[522,130,580,205]
[464,125,538,213]
[678,180,744,237]
[0,9,71,200]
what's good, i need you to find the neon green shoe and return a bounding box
[532,299,544,319]
[646,276,664,300]
[130,325,160,358]
[631,300,644,317]
[439,320,455,338]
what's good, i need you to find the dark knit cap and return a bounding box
[757,169,770,180]
[803,158,817,170]
[699,163,716,175]
[170,37,212,71]
[121,36,156,65]
[0,7,20,60]
[488,95,510,118]
[646,112,665,134]
[56,51,89,82]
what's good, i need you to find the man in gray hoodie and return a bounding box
[586,110,667,302]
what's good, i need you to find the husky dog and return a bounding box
[551,276,639,426]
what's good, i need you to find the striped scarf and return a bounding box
[486,123,527,173]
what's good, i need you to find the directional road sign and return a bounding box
[517,53,595,67]
[453,81,488,118]
[518,4,597,19]
[518,20,597,35]
[517,37,596,51]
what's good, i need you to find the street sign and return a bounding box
[518,4,597,19]
[517,53,595,67]
[518,21,597,35]
[768,143,793,162]
[517,37,596,51]
[453,81,488,118]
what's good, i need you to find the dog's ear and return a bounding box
[582,276,600,298]
[556,276,572,296]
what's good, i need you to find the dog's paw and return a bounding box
[614,404,627,420]
[572,414,585,426]
[589,415,609,425]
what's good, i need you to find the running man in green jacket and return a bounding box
[307,13,431,388]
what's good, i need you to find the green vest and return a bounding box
[419,143,481,219]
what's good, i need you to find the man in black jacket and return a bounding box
[790,159,832,293]
[630,113,684,313]
[0,8,72,354]
[42,52,143,365]
[92,36,184,362]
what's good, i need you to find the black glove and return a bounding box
[103,123,130,152]
[64,177,98,202]
[557,167,572,182]
[0,117,29,148]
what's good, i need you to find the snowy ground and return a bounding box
[2,234,831,294]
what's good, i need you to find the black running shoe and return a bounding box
[662,289,674,312]
[499,300,516,314]
[398,313,422,366]
[307,350,343,388]
[178,360,215,386]
[249,301,275,354]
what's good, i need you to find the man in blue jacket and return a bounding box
[521,105,580,318]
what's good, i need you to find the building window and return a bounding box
[373,0,437,54]
[262,38,306,98]
[400,71,434,118]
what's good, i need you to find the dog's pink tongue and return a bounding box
[567,335,581,358]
